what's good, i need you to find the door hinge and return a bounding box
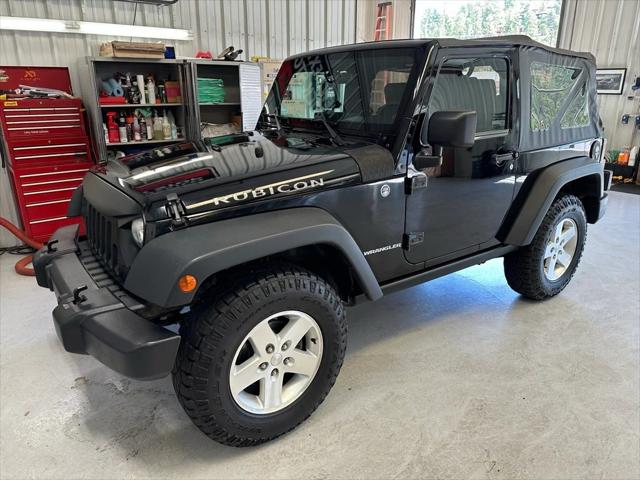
[165,193,188,228]
[404,172,427,194]
[402,232,424,250]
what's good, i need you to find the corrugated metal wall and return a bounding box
[0,0,357,92]
[0,0,356,246]
[558,0,640,151]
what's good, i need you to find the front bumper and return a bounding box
[33,225,180,380]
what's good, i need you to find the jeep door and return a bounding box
[404,50,518,265]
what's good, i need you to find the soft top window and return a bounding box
[518,48,600,151]
[530,62,588,131]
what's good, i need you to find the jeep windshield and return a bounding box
[261,48,421,139]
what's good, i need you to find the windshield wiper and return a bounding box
[313,111,345,146]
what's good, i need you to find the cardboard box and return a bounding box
[99,41,165,59]
[164,80,182,103]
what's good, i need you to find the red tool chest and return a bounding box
[0,67,93,242]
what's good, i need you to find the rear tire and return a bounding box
[504,194,587,300]
[172,264,347,447]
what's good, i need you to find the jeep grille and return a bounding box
[83,203,121,280]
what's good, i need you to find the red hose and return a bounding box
[0,217,44,276]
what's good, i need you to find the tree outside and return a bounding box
[416,0,562,47]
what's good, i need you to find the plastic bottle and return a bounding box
[167,110,178,139]
[171,120,178,140]
[628,146,638,168]
[133,115,141,141]
[103,123,109,143]
[162,110,171,139]
[146,116,154,140]
[136,74,146,104]
[107,112,119,143]
[147,76,156,105]
[126,113,134,141]
[153,111,163,140]
[118,112,127,143]
[618,148,630,165]
[140,116,147,140]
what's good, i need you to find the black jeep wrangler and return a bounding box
[34,36,610,446]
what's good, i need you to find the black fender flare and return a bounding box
[124,207,383,308]
[502,156,604,246]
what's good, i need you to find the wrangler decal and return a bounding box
[186,170,334,209]
[363,243,402,256]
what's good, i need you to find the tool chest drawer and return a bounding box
[8,137,91,168]
[28,216,84,240]
[0,99,86,139]
[12,164,90,201]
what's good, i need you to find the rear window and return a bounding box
[530,62,588,131]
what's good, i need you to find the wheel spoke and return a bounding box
[248,321,278,355]
[557,250,572,268]
[278,314,313,347]
[286,350,320,377]
[229,356,264,394]
[544,243,554,260]
[554,221,565,240]
[260,373,284,409]
[545,256,558,278]
[559,226,576,245]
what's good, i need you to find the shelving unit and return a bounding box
[78,57,263,160]
[77,57,188,161]
[98,103,183,108]
[184,60,262,140]
[106,137,185,147]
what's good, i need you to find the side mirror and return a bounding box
[421,110,477,149]
[413,111,477,170]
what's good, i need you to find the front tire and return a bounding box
[504,194,587,300]
[172,265,347,447]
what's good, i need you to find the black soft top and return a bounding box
[434,35,595,62]
[294,35,594,64]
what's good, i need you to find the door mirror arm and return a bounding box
[413,146,443,170]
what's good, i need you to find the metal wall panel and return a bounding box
[0,0,356,246]
[559,0,640,150]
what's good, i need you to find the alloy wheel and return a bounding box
[229,310,323,414]
[543,218,578,281]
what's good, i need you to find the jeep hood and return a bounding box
[89,131,393,215]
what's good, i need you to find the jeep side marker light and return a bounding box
[178,275,197,293]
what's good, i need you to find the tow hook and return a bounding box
[46,239,59,253]
[72,285,88,305]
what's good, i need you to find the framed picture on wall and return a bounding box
[596,68,626,95]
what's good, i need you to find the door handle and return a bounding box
[492,150,518,167]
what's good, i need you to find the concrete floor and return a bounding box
[1,191,638,480]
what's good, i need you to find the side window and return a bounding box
[429,57,509,133]
[530,62,588,130]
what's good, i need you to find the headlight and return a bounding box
[131,217,145,247]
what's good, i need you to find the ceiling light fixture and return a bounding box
[0,16,192,41]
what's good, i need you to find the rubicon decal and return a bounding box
[187,170,334,209]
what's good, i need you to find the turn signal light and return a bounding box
[178,274,197,293]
